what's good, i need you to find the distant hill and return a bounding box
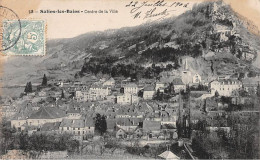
[2,0,260,97]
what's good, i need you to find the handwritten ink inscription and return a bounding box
[126,0,190,20]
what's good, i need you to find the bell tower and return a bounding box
[181,58,192,85]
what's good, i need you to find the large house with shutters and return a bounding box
[123,83,139,94]
[75,82,111,101]
[209,79,242,96]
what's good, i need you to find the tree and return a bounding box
[61,90,65,99]
[41,74,47,86]
[24,82,32,93]
[24,82,28,93]
[28,82,32,93]
[94,113,107,135]
[166,64,173,71]
[169,83,175,95]
[215,91,219,98]
[186,84,190,93]
[120,87,124,94]
[0,121,16,155]
[238,73,245,80]
[153,89,163,101]
[138,89,144,98]
[256,83,260,97]
[104,137,121,154]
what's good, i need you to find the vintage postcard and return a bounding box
[0,0,260,160]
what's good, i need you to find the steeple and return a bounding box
[183,58,188,71]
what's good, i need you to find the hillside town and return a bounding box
[1,55,260,159]
[1,0,260,160]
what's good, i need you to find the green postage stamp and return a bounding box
[3,20,46,56]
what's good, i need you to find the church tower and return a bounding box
[181,58,192,85]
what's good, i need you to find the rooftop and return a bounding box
[41,122,61,131]
[60,118,94,128]
[143,120,161,132]
[144,86,155,91]
[172,78,184,85]
[212,79,242,85]
[28,107,66,119]
[124,83,138,88]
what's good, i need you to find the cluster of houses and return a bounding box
[6,69,258,141]
[72,58,204,104]
[3,54,259,142]
[71,57,259,104]
[10,105,95,140]
[8,98,182,141]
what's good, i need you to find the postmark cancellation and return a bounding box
[3,19,46,56]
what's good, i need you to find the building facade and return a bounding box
[210,79,242,96]
[116,93,139,105]
[124,83,138,94]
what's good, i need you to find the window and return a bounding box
[67,127,69,130]
[73,127,75,130]
[78,128,80,130]
[78,131,80,135]
[89,127,90,129]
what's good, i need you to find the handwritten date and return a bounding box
[126,0,189,20]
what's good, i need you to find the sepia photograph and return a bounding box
[0,0,260,160]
